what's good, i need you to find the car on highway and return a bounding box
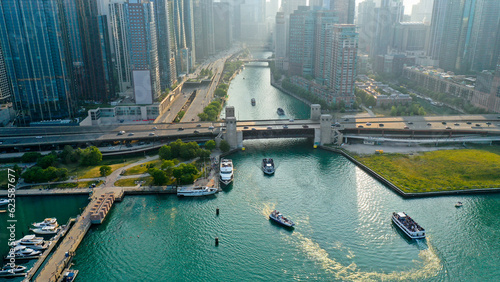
[128,133,134,136]
[446,126,451,129]
[289,119,294,122]
[475,124,481,127]
[152,126,157,130]
[149,132,155,136]
[208,126,214,130]
[118,131,125,135]
[194,130,199,134]
[379,123,384,127]
[243,126,249,129]
[252,128,256,130]
[302,124,309,128]
[454,123,460,126]
[267,126,272,130]
[196,124,201,127]
[35,136,43,139]
[283,125,288,129]
[404,126,409,129]
[357,125,363,128]
[466,121,472,124]
[221,127,226,131]
[344,118,349,121]
[178,127,184,131]
[442,121,446,125]
[366,123,371,126]
[486,122,491,125]
[427,123,432,126]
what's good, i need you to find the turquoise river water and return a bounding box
[1,52,499,281]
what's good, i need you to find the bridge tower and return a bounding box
[310,104,321,121]
[224,106,242,149]
[320,114,333,145]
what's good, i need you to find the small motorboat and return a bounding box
[251,98,256,106]
[0,198,9,206]
[269,210,295,227]
[32,218,58,228]
[277,108,285,116]
[262,158,275,175]
[11,246,41,257]
[455,202,463,207]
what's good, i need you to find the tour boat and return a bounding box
[0,198,8,206]
[251,98,256,106]
[219,159,234,185]
[262,158,275,175]
[32,218,58,228]
[455,202,463,207]
[12,246,42,257]
[0,264,27,275]
[31,225,61,235]
[277,108,285,116]
[177,186,218,197]
[392,212,425,239]
[269,210,295,227]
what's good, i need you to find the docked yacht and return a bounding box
[269,210,295,228]
[392,212,425,239]
[12,246,41,258]
[32,218,58,228]
[14,235,49,250]
[31,225,61,235]
[261,158,275,175]
[0,198,9,206]
[251,98,256,106]
[219,159,234,185]
[0,264,27,275]
[277,108,285,116]
[177,186,218,197]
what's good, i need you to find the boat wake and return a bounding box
[289,232,443,281]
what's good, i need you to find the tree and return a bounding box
[37,154,57,169]
[149,168,168,185]
[219,140,230,152]
[390,106,397,116]
[159,145,172,160]
[100,165,112,177]
[205,140,216,151]
[80,146,102,166]
[214,88,226,97]
[21,152,42,163]
[60,145,78,164]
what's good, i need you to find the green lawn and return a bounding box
[355,149,500,193]
[54,180,103,189]
[59,155,146,179]
[122,160,162,176]
[114,176,153,187]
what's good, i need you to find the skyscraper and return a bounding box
[109,2,132,93]
[153,0,177,89]
[172,0,196,73]
[194,0,215,61]
[370,0,404,58]
[0,0,76,123]
[314,10,338,84]
[0,38,11,101]
[411,0,434,23]
[427,0,448,61]
[240,0,267,44]
[288,6,315,76]
[357,0,376,53]
[331,0,355,24]
[74,0,116,102]
[274,12,287,59]
[213,1,232,51]
[127,0,161,104]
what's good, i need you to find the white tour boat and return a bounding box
[219,159,234,185]
[392,212,425,239]
[14,235,49,250]
[12,246,41,257]
[32,218,58,228]
[177,186,218,197]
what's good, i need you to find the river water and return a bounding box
[2,52,500,281]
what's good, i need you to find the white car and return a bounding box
[35,136,43,139]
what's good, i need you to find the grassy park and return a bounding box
[114,176,154,187]
[355,149,500,193]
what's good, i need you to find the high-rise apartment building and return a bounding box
[314,10,338,84]
[288,6,315,76]
[331,0,355,24]
[328,24,357,102]
[127,0,160,104]
[370,0,404,58]
[357,0,376,53]
[109,3,132,92]
[275,12,287,59]
[172,0,195,73]
[0,0,77,124]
